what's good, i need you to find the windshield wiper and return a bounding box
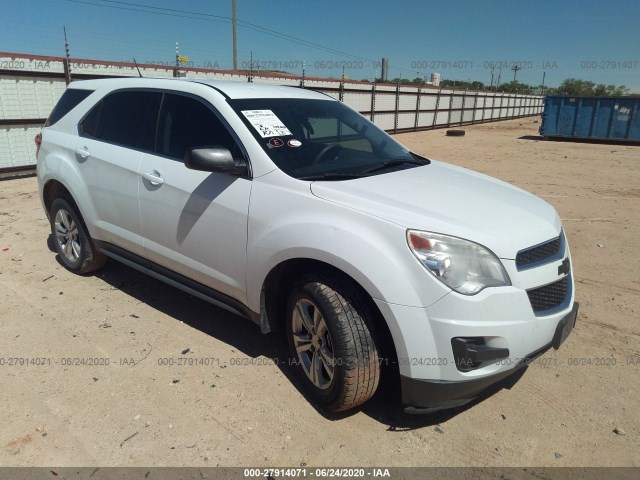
[298,172,368,181]
[361,159,427,174]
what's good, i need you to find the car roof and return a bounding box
[67,77,334,101]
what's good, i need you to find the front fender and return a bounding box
[245,174,451,318]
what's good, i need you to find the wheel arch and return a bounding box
[42,178,100,255]
[42,176,97,241]
[259,257,399,369]
[42,179,73,218]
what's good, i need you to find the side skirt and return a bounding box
[95,241,261,326]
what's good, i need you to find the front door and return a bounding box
[138,93,251,304]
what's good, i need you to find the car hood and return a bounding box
[310,160,562,259]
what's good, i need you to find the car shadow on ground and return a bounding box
[519,134,640,146]
[75,248,529,429]
[518,135,546,141]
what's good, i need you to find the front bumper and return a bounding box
[401,302,578,413]
[400,359,536,414]
[374,285,578,413]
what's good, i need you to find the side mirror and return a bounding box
[185,147,247,176]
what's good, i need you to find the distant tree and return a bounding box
[388,77,414,85]
[593,84,607,96]
[440,79,485,90]
[604,84,629,96]
[373,75,631,96]
[555,78,596,96]
[555,78,628,96]
[498,81,535,94]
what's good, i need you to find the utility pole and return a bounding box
[232,0,237,70]
[63,26,71,85]
[541,71,546,95]
[490,66,495,90]
[248,51,253,82]
[301,60,305,88]
[511,65,521,82]
[496,67,502,90]
[174,42,179,77]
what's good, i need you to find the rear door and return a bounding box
[138,92,251,304]
[75,90,161,256]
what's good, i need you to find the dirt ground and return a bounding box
[0,117,638,468]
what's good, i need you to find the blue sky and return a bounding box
[1,0,639,91]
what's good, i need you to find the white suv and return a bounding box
[37,78,577,413]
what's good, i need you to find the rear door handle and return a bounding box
[142,170,164,186]
[75,147,90,159]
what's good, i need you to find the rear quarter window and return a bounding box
[45,89,94,126]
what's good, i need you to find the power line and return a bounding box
[76,0,369,61]
[61,0,419,76]
[63,0,230,24]
[64,0,368,61]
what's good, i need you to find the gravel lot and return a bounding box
[1,117,638,467]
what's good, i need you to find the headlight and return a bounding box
[407,230,511,295]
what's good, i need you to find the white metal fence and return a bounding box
[0,52,543,172]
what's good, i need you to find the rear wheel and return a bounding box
[286,273,380,412]
[50,196,106,274]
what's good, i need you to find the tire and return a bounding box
[286,272,380,412]
[446,129,465,137]
[50,196,107,274]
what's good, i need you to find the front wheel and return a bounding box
[50,196,106,274]
[286,273,380,412]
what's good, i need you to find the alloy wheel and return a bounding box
[291,298,336,390]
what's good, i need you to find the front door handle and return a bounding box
[142,170,164,186]
[74,147,90,159]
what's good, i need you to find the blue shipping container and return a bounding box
[540,95,640,142]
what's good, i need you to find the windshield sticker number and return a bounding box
[242,110,292,138]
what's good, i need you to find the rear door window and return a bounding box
[80,90,162,151]
[45,88,93,126]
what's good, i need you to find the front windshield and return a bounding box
[228,98,428,180]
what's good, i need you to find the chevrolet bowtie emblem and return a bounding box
[558,258,570,276]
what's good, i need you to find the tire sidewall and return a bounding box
[446,129,465,136]
[285,281,345,407]
[50,197,88,272]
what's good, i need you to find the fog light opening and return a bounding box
[452,337,509,372]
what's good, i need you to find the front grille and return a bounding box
[527,277,569,314]
[516,233,563,269]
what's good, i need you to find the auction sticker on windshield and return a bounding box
[242,110,292,138]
